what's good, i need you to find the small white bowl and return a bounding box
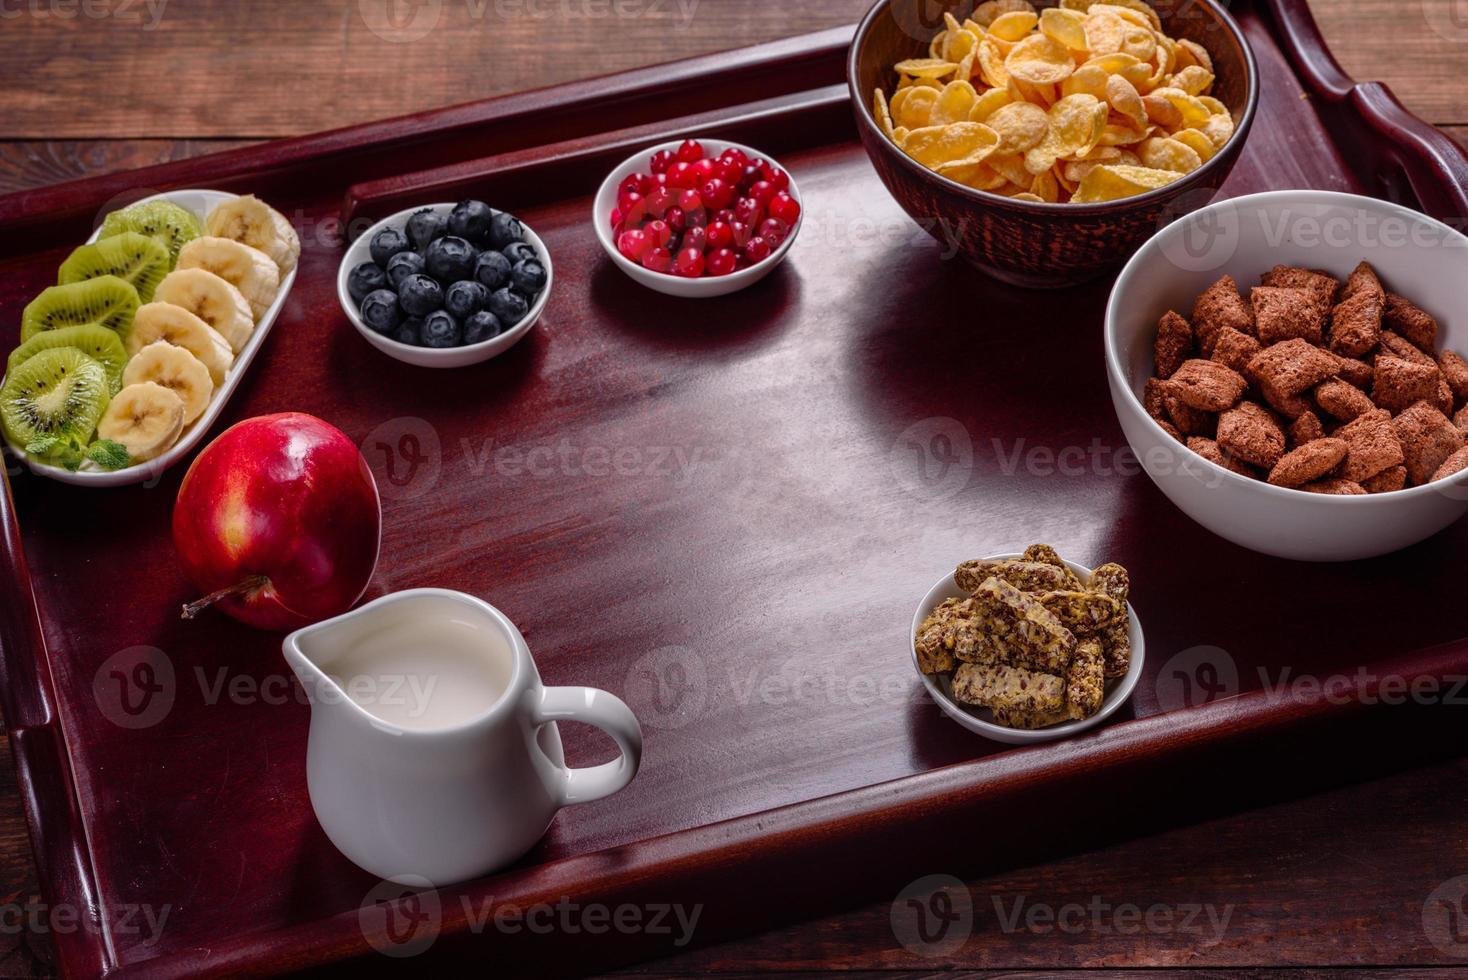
[1106,189,1468,561]
[337,203,551,368]
[591,138,803,298]
[909,554,1145,745]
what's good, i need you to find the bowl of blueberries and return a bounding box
[339,199,551,368]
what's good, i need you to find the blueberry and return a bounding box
[488,287,529,325]
[448,200,495,245]
[510,258,547,296]
[421,310,462,349]
[473,250,512,290]
[443,280,487,320]
[462,311,504,345]
[347,262,387,305]
[502,241,537,265]
[385,251,426,288]
[406,209,448,250]
[488,212,524,250]
[424,236,478,283]
[359,289,402,335]
[394,318,424,346]
[398,274,444,317]
[369,227,411,267]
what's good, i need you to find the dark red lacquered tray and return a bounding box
[3,2,1468,976]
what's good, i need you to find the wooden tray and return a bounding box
[3,2,1468,975]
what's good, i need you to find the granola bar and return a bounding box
[969,577,1078,675]
[951,662,1065,715]
[955,558,1073,595]
[1036,590,1122,636]
[1066,638,1106,721]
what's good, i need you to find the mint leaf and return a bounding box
[24,436,60,457]
[86,440,131,471]
[58,447,84,472]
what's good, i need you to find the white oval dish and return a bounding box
[1105,189,1468,561]
[1,188,299,488]
[337,203,552,369]
[909,554,1145,745]
[592,138,803,298]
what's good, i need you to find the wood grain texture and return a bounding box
[1,1,1468,977]
[606,756,1468,974]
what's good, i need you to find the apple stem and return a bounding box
[181,575,270,621]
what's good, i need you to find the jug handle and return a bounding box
[532,687,644,806]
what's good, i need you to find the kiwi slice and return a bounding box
[59,231,169,304]
[98,200,202,269]
[0,347,110,457]
[7,324,128,395]
[21,276,140,344]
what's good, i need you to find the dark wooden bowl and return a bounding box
[847,0,1259,287]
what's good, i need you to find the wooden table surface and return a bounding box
[1,1,1466,976]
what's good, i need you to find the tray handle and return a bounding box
[1263,0,1468,225]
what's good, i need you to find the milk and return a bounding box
[316,614,514,731]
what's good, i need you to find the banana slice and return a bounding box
[205,195,301,275]
[97,382,185,462]
[122,341,214,426]
[154,268,254,353]
[176,237,280,320]
[130,303,234,386]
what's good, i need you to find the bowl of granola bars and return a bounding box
[911,545,1145,745]
[1106,190,1468,561]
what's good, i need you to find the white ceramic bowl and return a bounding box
[591,138,803,298]
[1,188,298,487]
[337,203,551,368]
[1106,189,1468,562]
[909,554,1145,745]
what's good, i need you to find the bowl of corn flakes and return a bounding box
[847,0,1258,286]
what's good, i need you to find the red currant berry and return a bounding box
[721,147,749,168]
[701,178,734,210]
[666,161,697,189]
[638,173,660,195]
[610,207,623,230]
[645,188,673,216]
[759,217,787,247]
[706,221,733,249]
[645,219,671,247]
[664,206,686,233]
[714,208,736,225]
[617,184,641,211]
[619,173,642,197]
[641,246,672,273]
[676,139,704,163]
[683,225,707,253]
[715,158,743,184]
[743,236,772,263]
[650,149,675,174]
[674,247,705,277]
[707,248,737,276]
[621,192,646,225]
[760,159,787,185]
[678,189,703,213]
[748,180,776,205]
[769,192,800,225]
[733,196,762,224]
[617,228,650,261]
[691,158,717,182]
[729,220,751,247]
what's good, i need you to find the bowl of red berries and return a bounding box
[593,138,803,298]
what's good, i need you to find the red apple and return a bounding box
[173,413,381,631]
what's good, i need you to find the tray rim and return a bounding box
[2,2,1468,975]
